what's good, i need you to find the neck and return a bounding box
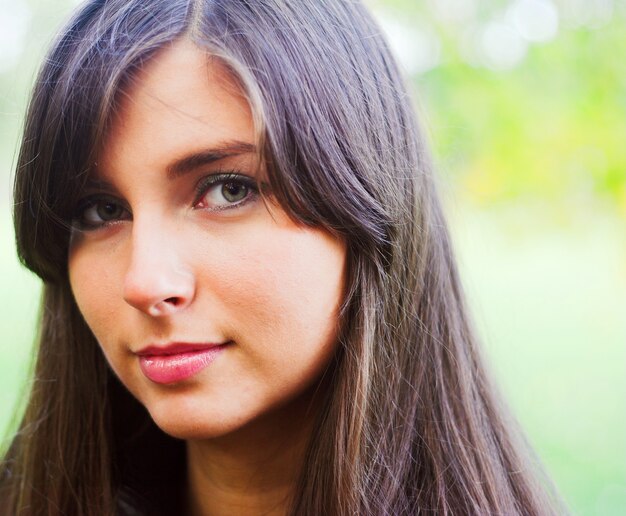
[186,387,322,516]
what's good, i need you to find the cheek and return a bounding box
[203,224,346,359]
[68,244,124,354]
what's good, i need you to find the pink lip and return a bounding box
[136,342,230,384]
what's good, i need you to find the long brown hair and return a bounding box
[3,0,563,514]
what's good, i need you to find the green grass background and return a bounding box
[1,0,625,514]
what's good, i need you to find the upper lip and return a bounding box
[135,342,229,356]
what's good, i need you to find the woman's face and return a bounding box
[68,39,346,439]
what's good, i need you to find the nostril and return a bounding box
[123,261,195,315]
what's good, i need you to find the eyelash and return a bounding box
[193,172,259,212]
[71,171,260,231]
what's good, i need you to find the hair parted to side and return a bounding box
[3,0,564,514]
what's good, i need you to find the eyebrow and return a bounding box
[166,140,258,180]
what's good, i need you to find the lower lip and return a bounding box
[138,345,229,384]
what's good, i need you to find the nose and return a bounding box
[123,219,196,317]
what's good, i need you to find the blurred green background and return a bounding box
[1,0,624,513]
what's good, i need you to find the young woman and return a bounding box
[2,0,563,514]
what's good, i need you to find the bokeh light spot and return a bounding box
[510,0,560,43]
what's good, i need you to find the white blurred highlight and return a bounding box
[427,0,478,26]
[374,11,442,76]
[480,20,529,70]
[0,2,31,73]
[509,0,560,43]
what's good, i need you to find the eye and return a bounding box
[72,196,130,230]
[194,172,259,211]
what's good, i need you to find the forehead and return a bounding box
[98,38,254,176]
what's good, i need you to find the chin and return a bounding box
[153,417,242,441]
[142,394,254,441]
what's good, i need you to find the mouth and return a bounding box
[136,341,232,384]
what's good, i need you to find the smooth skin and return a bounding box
[68,39,346,515]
